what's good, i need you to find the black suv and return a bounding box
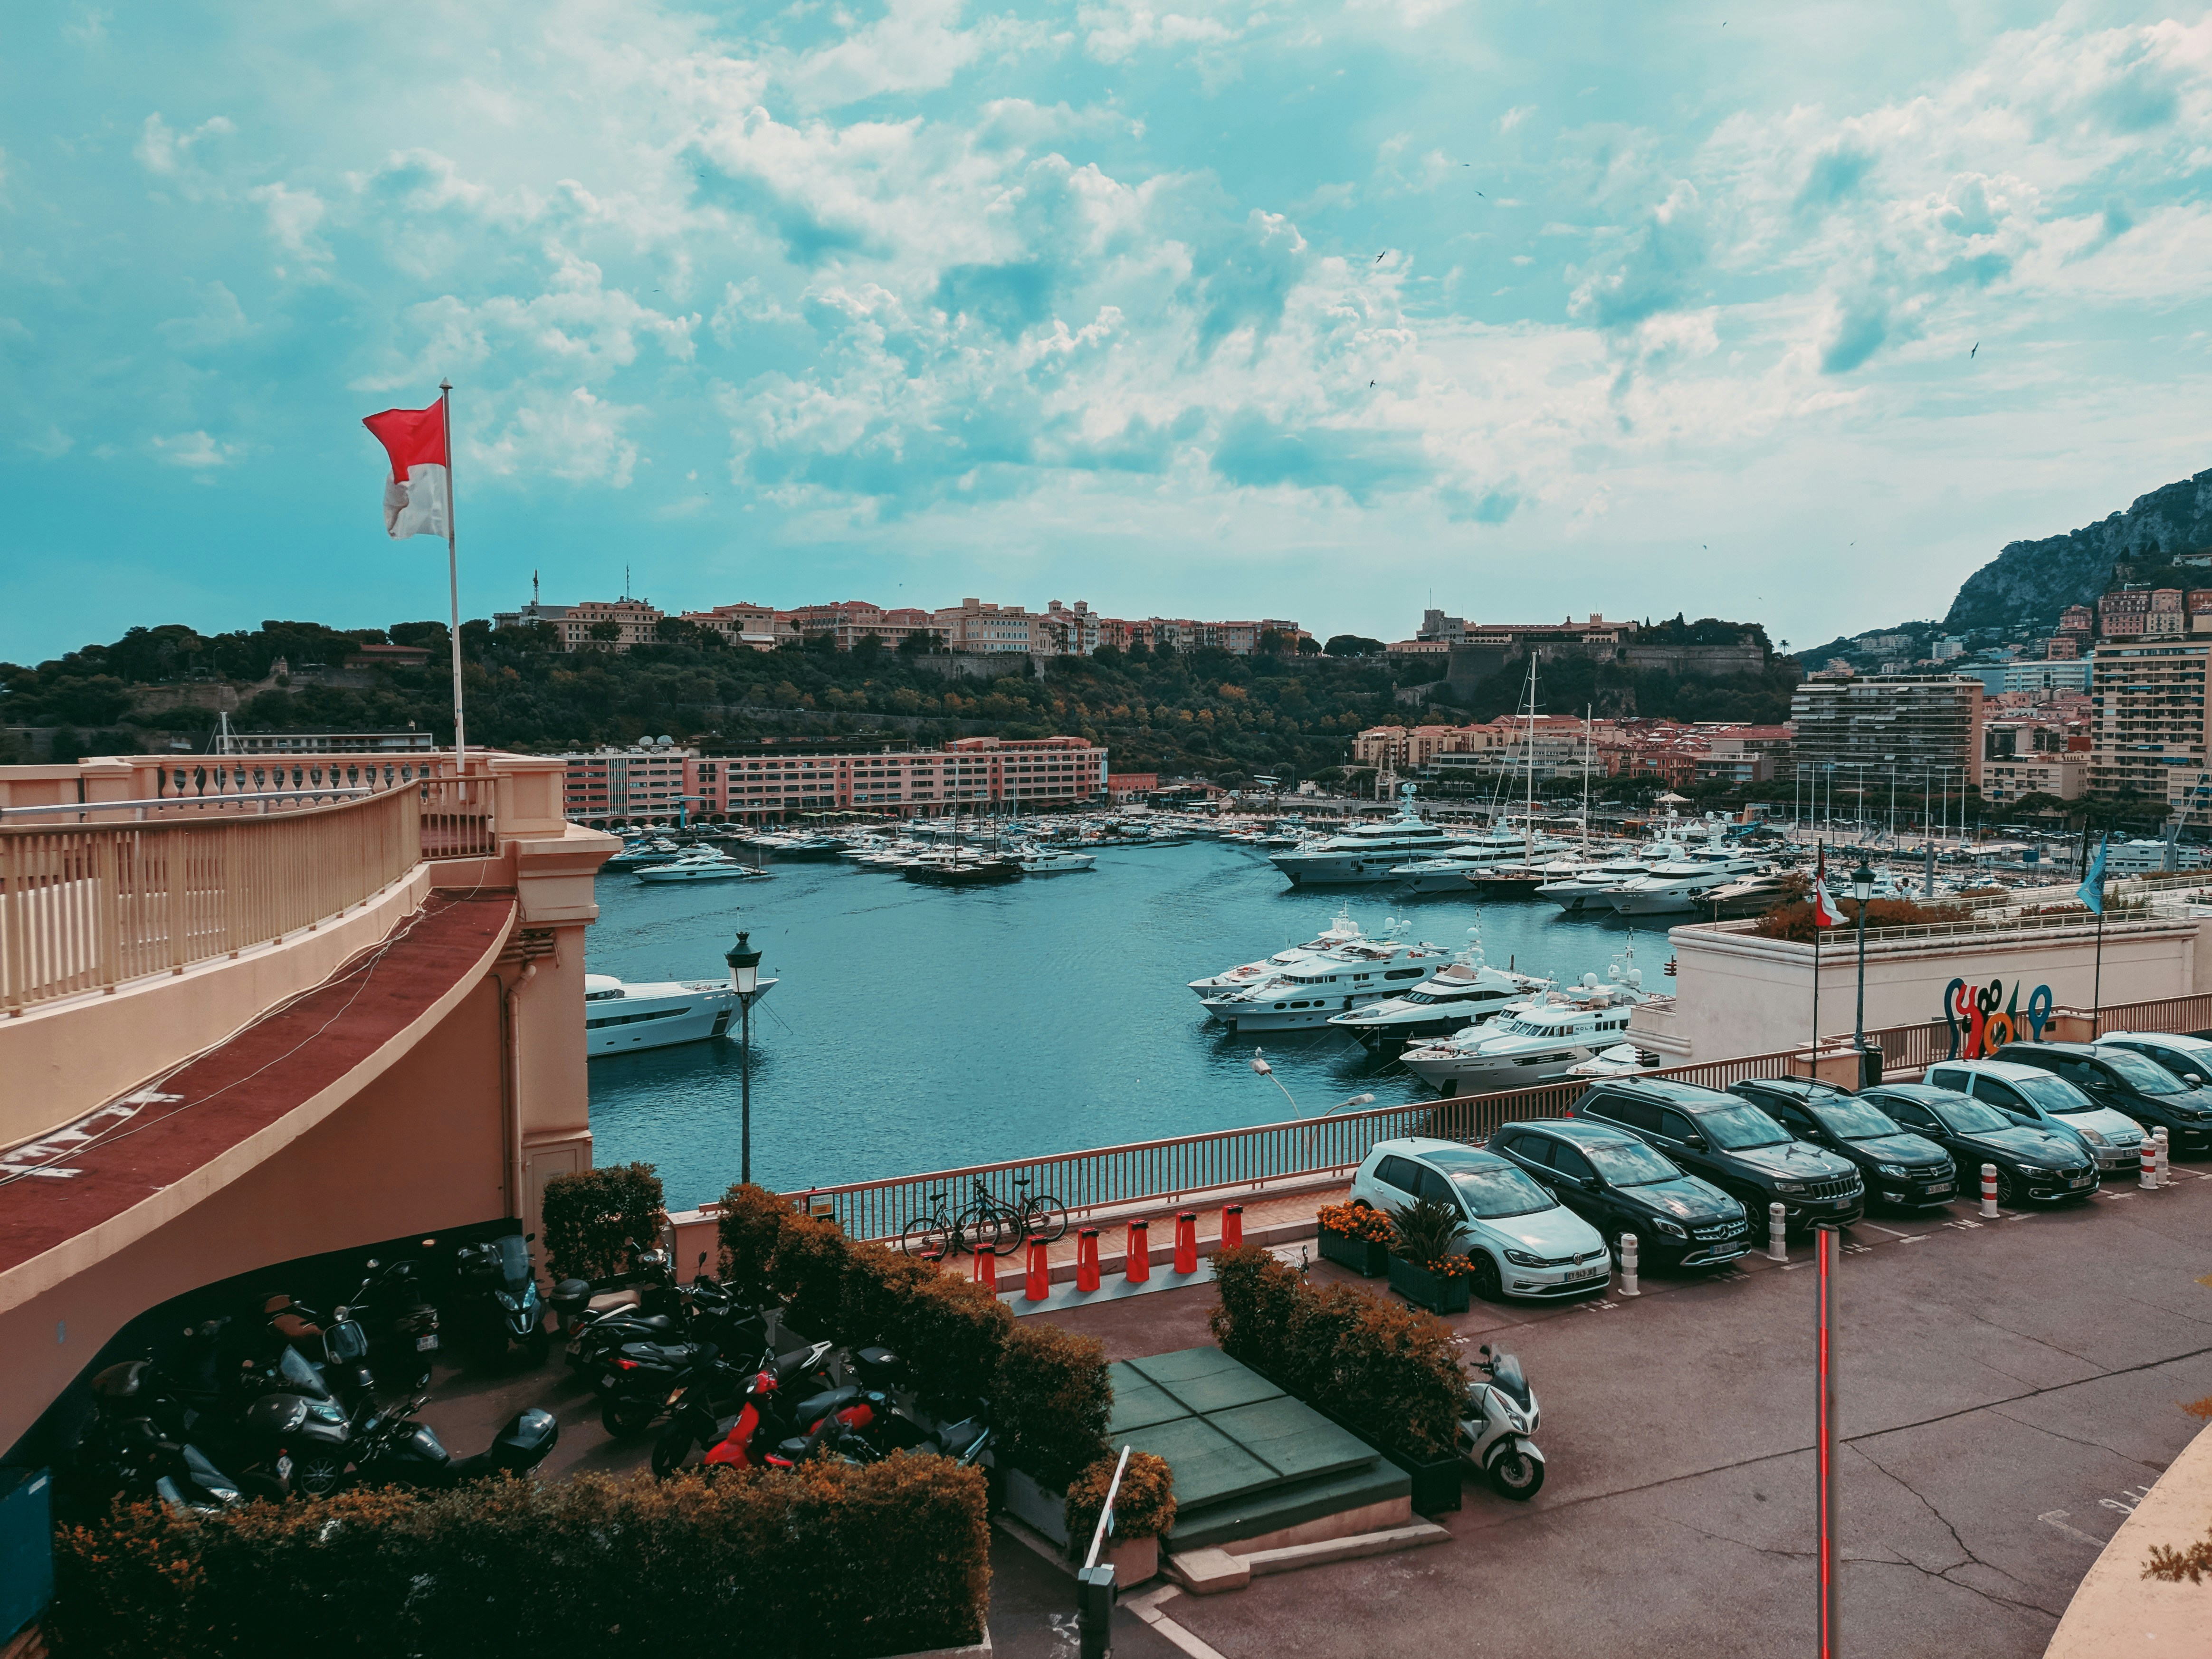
[1490,1118,1750,1269]
[1857,1083,2098,1205]
[1992,1041,2212,1157]
[1729,1078,1957,1211]
[1571,1076,1864,1234]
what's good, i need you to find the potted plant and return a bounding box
[1385,1196,1476,1316]
[1316,1201,1395,1277]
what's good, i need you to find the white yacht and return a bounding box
[1014,846,1096,874]
[1187,909,1376,999]
[1267,797,1464,886]
[1200,938,1454,1032]
[1566,1042,1664,1079]
[635,849,769,884]
[1605,848,1767,915]
[1534,838,1695,912]
[1399,975,1649,1095]
[584,955,778,1058]
[1325,939,1551,1049]
[1386,828,1553,895]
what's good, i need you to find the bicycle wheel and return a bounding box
[961,1207,1010,1258]
[1022,1195,1069,1245]
[901,1216,951,1261]
[985,1204,1023,1257]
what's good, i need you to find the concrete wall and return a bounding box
[1636,914,2205,1060]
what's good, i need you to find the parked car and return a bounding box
[1855,1084,2098,1205]
[1568,1076,1864,1235]
[2097,1030,2212,1091]
[1488,1118,1750,1269]
[1728,1078,1957,1212]
[1993,1041,2212,1158]
[1920,1059,2146,1174]
[1348,1138,1611,1302]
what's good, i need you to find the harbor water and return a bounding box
[586,840,1651,1209]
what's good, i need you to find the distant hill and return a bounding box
[1942,467,2212,633]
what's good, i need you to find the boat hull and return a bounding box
[585,979,773,1057]
[1401,1047,1596,1094]
[904,862,1023,886]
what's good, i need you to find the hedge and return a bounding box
[717,1183,1103,1475]
[1064,1451,1176,1561]
[541,1163,667,1282]
[1208,1244,1463,1461]
[50,1459,989,1659]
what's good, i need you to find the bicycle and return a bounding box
[966,1176,1069,1257]
[899,1189,994,1261]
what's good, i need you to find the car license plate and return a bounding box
[2070,1173,2091,1187]
[1923,1183,1950,1195]
[601,1374,618,1390]
[416,1334,439,1352]
[1569,1266,1605,1281]
[276,1455,292,1480]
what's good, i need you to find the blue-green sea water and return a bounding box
[584,841,1648,1209]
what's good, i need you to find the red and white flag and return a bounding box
[1811,847,1845,928]
[362,398,450,540]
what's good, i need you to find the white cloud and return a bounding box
[151,430,238,468]
[132,112,231,177]
[248,182,329,264]
[475,386,642,486]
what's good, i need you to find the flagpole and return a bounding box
[439,379,467,772]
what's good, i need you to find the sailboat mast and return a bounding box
[1524,653,1538,830]
[1582,705,1592,855]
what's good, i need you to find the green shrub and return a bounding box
[1064,1451,1176,1559]
[993,1323,1111,1490]
[771,1209,856,1337]
[715,1181,793,1305]
[51,1460,988,1659]
[540,1163,666,1282]
[1208,1244,1463,1462]
[1387,1195,1463,1269]
[886,1271,1012,1405]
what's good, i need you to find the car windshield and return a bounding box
[1931,1098,2011,1134]
[2098,1050,2186,1094]
[1812,1100,1903,1141]
[1583,1141,1681,1186]
[1450,1166,1556,1219]
[1697,1104,1792,1150]
[2016,1075,2096,1115]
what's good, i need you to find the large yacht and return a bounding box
[1398,973,1649,1095]
[1386,827,1554,895]
[1186,909,1377,999]
[1267,797,1464,886]
[635,849,770,884]
[1605,848,1768,915]
[1533,837,1696,912]
[1199,938,1455,1032]
[584,956,779,1058]
[1325,940,1552,1050]
[1013,846,1096,875]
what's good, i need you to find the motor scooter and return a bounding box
[1459,1343,1545,1500]
[650,1341,838,1475]
[345,1394,558,1488]
[452,1232,550,1366]
[342,1254,442,1391]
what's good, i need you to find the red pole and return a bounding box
[1221,1204,1243,1249]
[1024,1238,1050,1302]
[1076,1228,1101,1293]
[1174,1211,1198,1274]
[972,1245,997,1294]
[1816,1224,1838,1658]
[1125,1220,1150,1283]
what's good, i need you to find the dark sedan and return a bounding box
[1993,1041,2212,1157]
[1729,1077,1956,1211]
[1490,1117,1751,1269]
[1857,1083,2099,1205]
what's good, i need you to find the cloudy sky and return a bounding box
[5,1,2212,664]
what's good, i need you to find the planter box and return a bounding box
[1317,1230,1392,1278]
[1306,1399,1465,1517]
[1386,1255,1470,1316]
[999,1468,1158,1583]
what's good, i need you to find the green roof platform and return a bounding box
[1109,1348,1413,1553]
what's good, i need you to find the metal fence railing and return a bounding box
[0,788,420,1014]
[774,993,2212,1241]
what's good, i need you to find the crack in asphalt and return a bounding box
[1985,1406,2167,1470]
[1848,1443,2063,1618]
[1958,1305,2106,1373]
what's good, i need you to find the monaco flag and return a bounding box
[362,399,451,540]
[1811,847,1846,928]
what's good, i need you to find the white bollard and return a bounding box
[1618,1233,1640,1297]
[1980,1163,1999,1219]
[2140,1137,2158,1191]
[1767,1202,1787,1262]
[2155,1127,2170,1188]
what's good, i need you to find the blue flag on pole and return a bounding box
[2078,833,2108,915]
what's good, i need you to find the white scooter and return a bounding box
[1460,1343,1545,1500]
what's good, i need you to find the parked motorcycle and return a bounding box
[260,1293,377,1419]
[66,1406,255,1520]
[345,1394,558,1489]
[451,1232,550,1366]
[1459,1343,1545,1500]
[566,1258,765,1375]
[594,1336,726,1439]
[649,1341,839,1475]
[341,1255,442,1391]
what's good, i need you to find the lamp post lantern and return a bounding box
[725,930,765,1184]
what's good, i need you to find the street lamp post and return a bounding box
[725,930,765,1184]
[1850,862,1875,1084]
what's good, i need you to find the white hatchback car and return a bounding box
[1921,1058,2146,1172]
[1349,1136,1611,1302]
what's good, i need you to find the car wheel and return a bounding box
[1468,1249,1504,1303]
[1487,1447,1544,1501]
[1993,1166,2019,1207]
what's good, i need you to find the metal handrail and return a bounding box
[0,790,371,821]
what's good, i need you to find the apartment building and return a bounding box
[1982,754,2088,803]
[2088,640,2212,804]
[1351,724,1511,771]
[701,735,1108,820]
[1787,673,1984,789]
[490,598,666,651]
[555,744,699,821]
[934,599,1040,654]
[680,602,800,651]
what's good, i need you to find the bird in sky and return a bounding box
[1971,342,1979,358]
[1375,252,1386,263]
[1369,380,1376,387]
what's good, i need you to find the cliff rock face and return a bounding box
[1942,468,2212,632]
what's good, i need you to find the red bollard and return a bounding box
[1025,1238,1051,1302]
[1175,1211,1198,1275]
[972,1246,997,1293]
[1222,1205,1243,1249]
[1125,1220,1151,1283]
[1077,1228,1102,1293]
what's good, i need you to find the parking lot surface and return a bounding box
[1046,1169,2212,1659]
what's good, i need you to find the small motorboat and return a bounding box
[636,849,770,884]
